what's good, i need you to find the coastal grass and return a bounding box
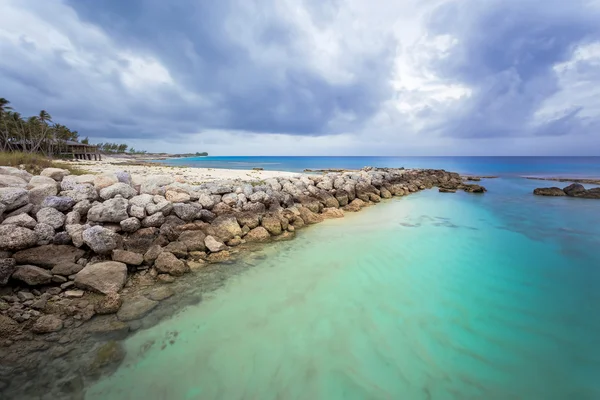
[0,151,88,176]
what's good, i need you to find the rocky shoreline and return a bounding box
[533,183,600,199]
[0,165,485,399]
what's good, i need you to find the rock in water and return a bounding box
[533,187,566,196]
[563,183,586,197]
[117,296,158,321]
[154,252,189,276]
[244,226,271,242]
[74,261,128,294]
[204,235,226,252]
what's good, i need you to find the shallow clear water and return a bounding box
[86,178,600,399]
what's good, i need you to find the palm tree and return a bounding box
[0,98,12,115]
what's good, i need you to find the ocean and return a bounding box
[86,157,600,399]
[157,156,600,178]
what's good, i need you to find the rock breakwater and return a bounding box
[0,164,484,398]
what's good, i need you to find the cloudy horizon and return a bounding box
[1,0,600,156]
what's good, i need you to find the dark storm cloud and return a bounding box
[424,0,600,139]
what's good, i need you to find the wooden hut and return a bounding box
[62,141,102,161]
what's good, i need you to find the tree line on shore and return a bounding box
[0,98,144,156]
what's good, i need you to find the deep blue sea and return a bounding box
[158,156,600,178]
[87,156,600,399]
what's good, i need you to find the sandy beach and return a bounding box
[69,155,302,182]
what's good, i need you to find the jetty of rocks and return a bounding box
[533,183,600,199]
[0,165,485,398]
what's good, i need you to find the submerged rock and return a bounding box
[117,296,158,321]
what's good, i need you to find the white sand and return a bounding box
[68,155,302,183]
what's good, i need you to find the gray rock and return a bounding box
[36,207,66,229]
[27,175,57,188]
[197,193,215,209]
[11,265,53,285]
[73,199,93,215]
[51,230,71,244]
[99,183,137,200]
[74,261,128,294]
[249,191,268,203]
[221,193,238,207]
[0,258,16,285]
[40,168,70,181]
[172,202,202,221]
[165,190,191,203]
[0,187,29,211]
[141,212,166,228]
[32,314,63,333]
[65,224,86,247]
[117,296,158,321]
[112,249,143,266]
[4,203,33,218]
[0,175,28,188]
[41,196,76,212]
[1,213,37,228]
[140,175,173,195]
[87,197,129,223]
[129,194,154,208]
[65,210,81,225]
[204,235,226,252]
[242,202,266,213]
[128,204,146,219]
[198,209,216,223]
[145,286,174,301]
[82,226,120,254]
[115,171,132,185]
[0,166,33,181]
[0,225,38,251]
[28,184,59,205]
[146,201,172,216]
[34,223,55,245]
[61,184,99,202]
[120,217,141,233]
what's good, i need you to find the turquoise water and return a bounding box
[158,156,600,177]
[86,178,600,399]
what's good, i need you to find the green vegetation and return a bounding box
[95,142,130,154]
[0,151,87,175]
[0,97,80,156]
[195,152,208,156]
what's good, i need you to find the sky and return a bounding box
[1,0,600,156]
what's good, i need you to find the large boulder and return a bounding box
[99,183,137,200]
[298,206,324,224]
[74,261,128,294]
[211,215,242,241]
[244,226,271,242]
[11,265,53,285]
[172,203,202,221]
[65,224,86,247]
[40,168,70,181]
[177,230,206,251]
[34,223,55,245]
[117,296,158,321]
[0,166,32,182]
[0,225,38,251]
[533,187,566,196]
[321,208,344,219]
[141,212,166,228]
[1,213,37,229]
[0,175,28,188]
[61,184,99,202]
[14,244,85,268]
[204,235,226,252]
[580,188,600,199]
[0,258,16,285]
[0,314,19,337]
[154,252,189,276]
[165,190,191,203]
[120,217,142,233]
[236,212,260,229]
[82,226,121,254]
[197,193,215,209]
[27,175,57,188]
[563,183,586,197]
[129,194,154,208]
[0,187,29,211]
[261,213,282,235]
[140,175,173,195]
[51,262,84,276]
[87,197,129,223]
[28,184,59,205]
[36,207,66,229]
